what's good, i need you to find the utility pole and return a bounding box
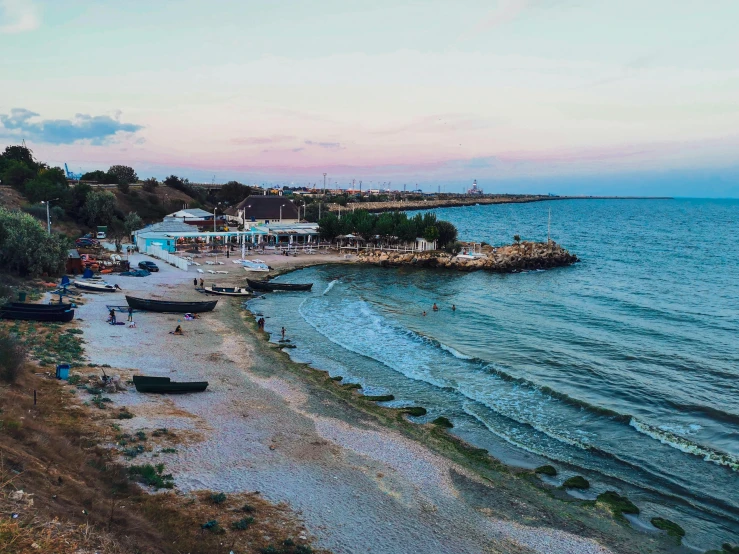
[44,200,50,234]
[323,173,327,195]
[548,208,551,243]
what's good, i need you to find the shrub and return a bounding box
[116,409,134,419]
[128,463,174,489]
[231,517,254,530]
[210,492,227,504]
[0,207,68,277]
[0,332,25,383]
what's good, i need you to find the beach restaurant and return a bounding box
[134,218,269,253]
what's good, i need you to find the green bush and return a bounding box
[0,207,68,277]
[231,517,255,530]
[128,463,174,489]
[0,332,25,383]
[210,492,227,504]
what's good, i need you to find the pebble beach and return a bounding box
[69,251,650,554]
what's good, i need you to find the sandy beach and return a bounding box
[69,251,669,554]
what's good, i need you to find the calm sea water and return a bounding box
[248,199,739,549]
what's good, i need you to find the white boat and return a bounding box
[455,243,487,260]
[242,259,269,272]
[73,280,120,292]
[204,285,251,297]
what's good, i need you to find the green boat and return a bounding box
[132,375,208,394]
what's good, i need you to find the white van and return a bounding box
[96,231,106,239]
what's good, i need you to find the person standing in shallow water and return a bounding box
[432,303,439,311]
[452,305,456,312]
[281,327,286,339]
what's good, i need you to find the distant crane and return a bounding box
[64,163,83,181]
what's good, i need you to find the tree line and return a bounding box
[318,210,458,249]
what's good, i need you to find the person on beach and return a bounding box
[114,284,122,290]
[127,307,133,322]
[193,277,198,287]
[170,325,183,335]
[109,308,116,324]
[199,278,204,288]
[432,303,439,311]
[281,326,286,339]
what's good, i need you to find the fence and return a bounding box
[143,244,190,271]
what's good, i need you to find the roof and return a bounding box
[168,208,213,219]
[134,218,195,235]
[68,249,81,259]
[233,196,299,220]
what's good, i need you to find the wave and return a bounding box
[630,418,739,471]
[299,294,738,473]
[322,279,339,295]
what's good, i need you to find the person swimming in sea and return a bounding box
[452,304,456,312]
[432,303,439,311]
[422,311,427,316]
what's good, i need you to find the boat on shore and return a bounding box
[125,295,217,313]
[242,259,270,272]
[74,280,120,292]
[6,302,73,311]
[0,307,75,322]
[204,285,251,297]
[133,375,208,393]
[246,279,313,292]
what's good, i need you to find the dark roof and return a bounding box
[234,196,299,220]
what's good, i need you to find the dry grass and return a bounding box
[0,364,327,554]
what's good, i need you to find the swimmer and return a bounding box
[432,303,439,311]
[452,305,456,311]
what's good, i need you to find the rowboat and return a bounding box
[133,375,208,394]
[242,259,269,272]
[73,280,120,292]
[0,308,75,322]
[125,295,217,313]
[204,286,251,297]
[246,279,313,292]
[6,302,73,311]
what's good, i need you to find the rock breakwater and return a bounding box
[355,241,578,273]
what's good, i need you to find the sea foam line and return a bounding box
[630,418,739,472]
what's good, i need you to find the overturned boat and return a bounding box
[133,375,208,394]
[125,295,217,313]
[74,280,120,292]
[0,306,74,322]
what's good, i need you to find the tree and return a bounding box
[23,168,69,204]
[81,169,111,183]
[163,175,187,190]
[0,160,35,190]
[83,190,117,227]
[318,213,341,240]
[0,207,68,276]
[217,181,251,206]
[513,234,521,244]
[64,182,92,220]
[0,144,38,173]
[436,220,457,247]
[141,177,158,192]
[123,212,143,236]
[423,225,439,244]
[108,165,138,185]
[117,181,130,194]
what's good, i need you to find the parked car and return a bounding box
[75,238,99,247]
[138,261,159,272]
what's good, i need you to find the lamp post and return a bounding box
[40,199,58,235]
[280,203,285,222]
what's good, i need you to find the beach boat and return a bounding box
[0,307,75,322]
[246,279,313,292]
[125,295,217,313]
[242,259,269,272]
[133,375,208,394]
[203,285,251,297]
[73,280,120,292]
[6,302,73,311]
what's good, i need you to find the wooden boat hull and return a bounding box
[6,302,73,311]
[204,286,251,297]
[133,375,208,393]
[0,309,74,322]
[246,279,313,292]
[125,295,217,313]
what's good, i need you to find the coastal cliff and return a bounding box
[356,241,579,272]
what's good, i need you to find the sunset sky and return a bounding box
[1,0,738,195]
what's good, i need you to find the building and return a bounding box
[133,217,268,254]
[133,218,196,252]
[231,196,300,225]
[264,223,320,246]
[167,208,215,221]
[415,237,437,251]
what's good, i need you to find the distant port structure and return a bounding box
[467,179,483,195]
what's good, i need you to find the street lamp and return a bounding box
[280,203,285,222]
[40,198,58,235]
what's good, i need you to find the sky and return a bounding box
[1,0,738,196]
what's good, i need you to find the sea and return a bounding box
[247,199,739,550]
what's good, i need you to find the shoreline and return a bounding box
[66,253,683,553]
[327,195,673,214]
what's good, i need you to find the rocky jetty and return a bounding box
[355,241,578,273]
